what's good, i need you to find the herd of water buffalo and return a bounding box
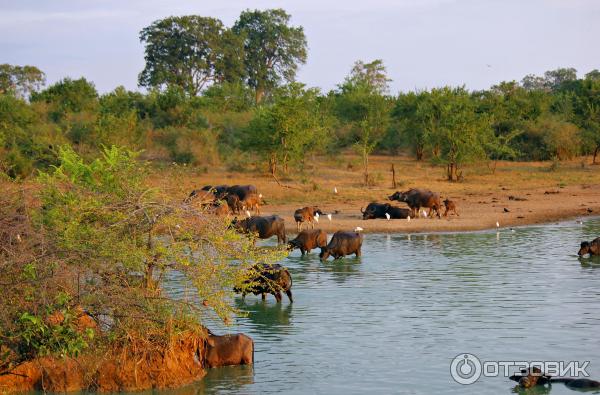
[187,184,600,389]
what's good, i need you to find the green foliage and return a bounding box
[243,82,332,173]
[139,16,244,96]
[0,64,46,99]
[31,77,98,122]
[233,8,307,103]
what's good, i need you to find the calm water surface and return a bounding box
[163,218,600,394]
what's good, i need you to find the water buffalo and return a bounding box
[235,263,293,302]
[203,331,254,368]
[361,203,409,220]
[233,215,286,244]
[226,194,243,214]
[510,367,600,389]
[293,206,324,231]
[185,185,229,203]
[320,231,363,260]
[443,198,459,217]
[578,237,600,256]
[288,229,328,255]
[241,193,262,215]
[388,188,441,218]
[227,185,259,201]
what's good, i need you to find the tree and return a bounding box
[232,9,307,104]
[544,67,577,90]
[244,83,331,175]
[388,91,427,160]
[30,77,98,120]
[139,16,244,96]
[585,69,600,82]
[0,64,45,99]
[419,87,493,181]
[335,60,393,185]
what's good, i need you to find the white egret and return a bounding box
[496,221,500,228]
[407,216,411,222]
[314,214,319,223]
[354,226,363,232]
[334,187,338,194]
[327,213,332,221]
[246,210,251,218]
[385,213,391,220]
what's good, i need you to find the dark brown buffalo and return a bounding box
[320,231,363,260]
[293,206,324,231]
[509,367,600,389]
[578,237,600,256]
[443,198,459,217]
[185,185,229,203]
[288,229,328,255]
[227,185,259,201]
[203,331,254,368]
[361,203,409,220]
[234,263,293,302]
[226,194,243,214]
[388,188,441,218]
[233,215,286,244]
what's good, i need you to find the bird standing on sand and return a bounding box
[496,221,500,228]
[314,212,320,222]
[327,213,332,221]
[407,216,411,222]
[385,213,391,220]
[354,226,363,232]
[246,210,251,218]
[334,187,338,194]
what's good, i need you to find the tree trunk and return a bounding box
[593,145,600,164]
[415,145,423,161]
[269,154,277,177]
[391,164,397,188]
[255,87,265,104]
[447,162,458,182]
[363,148,369,186]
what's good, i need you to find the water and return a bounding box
[165,219,600,394]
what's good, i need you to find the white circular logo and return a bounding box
[450,353,482,385]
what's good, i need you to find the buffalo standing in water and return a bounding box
[202,329,254,368]
[235,263,293,303]
[578,237,600,256]
[288,229,328,255]
[320,231,363,260]
[232,215,287,244]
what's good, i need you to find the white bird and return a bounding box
[496,221,500,228]
[175,224,181,229]
[334,187,338,194]
[407,216,411,222]
[576,220,583,225]
[510,228,515,232]
[422,210,428,218]
[385,213,391,220]
[354,226,363,232]
[246,210,252,218]
[259,193,263,199]
[327,213,332,221]
[16,234,22,243]
[314,214,319,223]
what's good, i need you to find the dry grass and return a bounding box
[147,153,600,234]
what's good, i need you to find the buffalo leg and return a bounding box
[261,293,266,300]
[297,222,300,232]
[274,292,282,302]
[285,289,293,303]
[356,249,361,257]
[300,248,306,255]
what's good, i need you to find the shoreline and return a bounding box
[255,184,600,235]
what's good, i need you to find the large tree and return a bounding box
[0,64,45,99]
[139,16,243,96]
[232,9,307,104]
[335,60,393,185]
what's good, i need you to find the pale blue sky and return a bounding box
[1,0,599,94]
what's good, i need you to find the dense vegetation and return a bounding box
[1,8,599,183]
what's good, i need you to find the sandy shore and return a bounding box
[258,184,600,234]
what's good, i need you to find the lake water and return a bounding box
[165,219,600,394]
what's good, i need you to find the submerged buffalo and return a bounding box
[509,367,600,390]
[294,206,324,231]
[288,229,328,255]
[203,330,254,368]
[234,263,293,302]
[233,215,286,244]
[388,188,441,218]
[320,231,363,260]
[578,237,600,256]
[361,203,410,220]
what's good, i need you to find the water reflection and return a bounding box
[234,298,293,331]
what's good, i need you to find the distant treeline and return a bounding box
[0,9,599,182]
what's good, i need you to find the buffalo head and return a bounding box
[579,241,591,256]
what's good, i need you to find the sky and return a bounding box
[1,0,599,94]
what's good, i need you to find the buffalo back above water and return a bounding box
[236,215,286,243]
[320,231,363,260]
[579,237,600,256]
[203,332,254,368]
